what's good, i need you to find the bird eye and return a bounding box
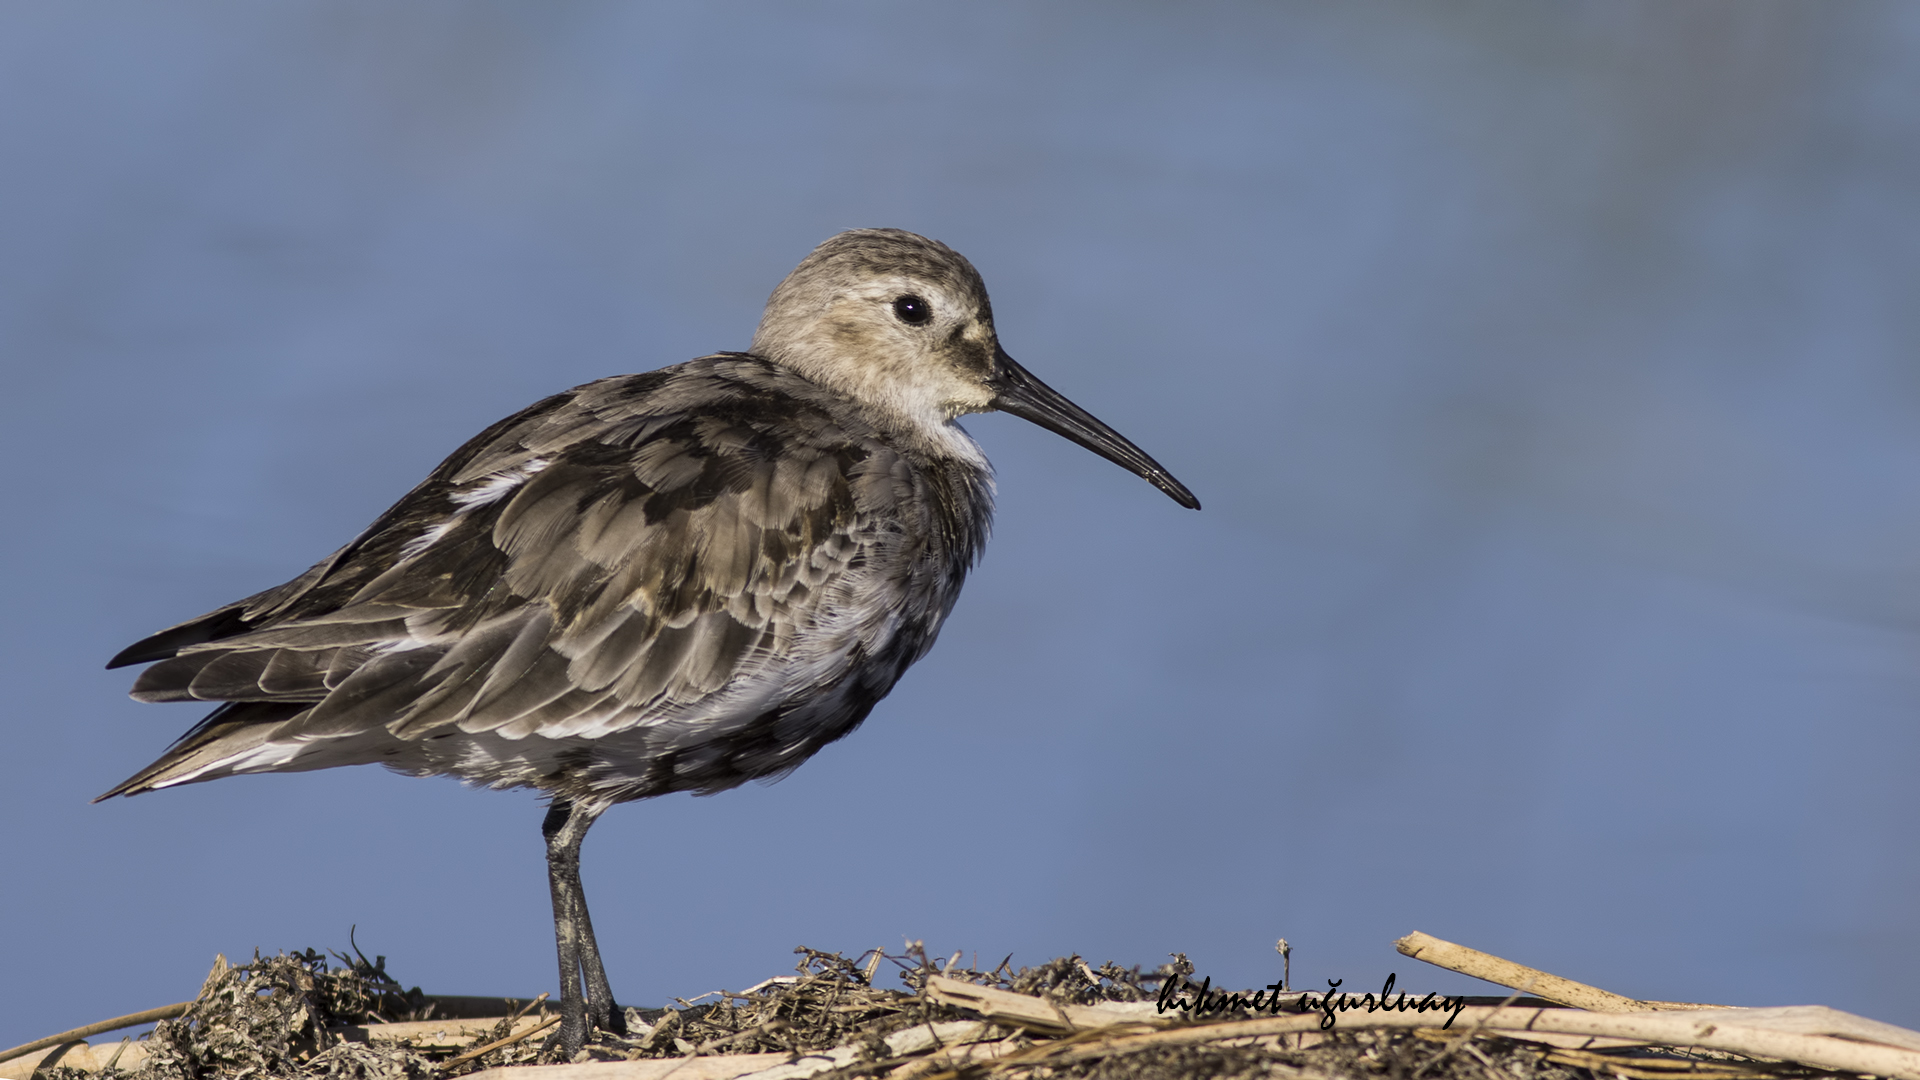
[891,295,933,326]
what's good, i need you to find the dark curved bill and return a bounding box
[987,346,1200,510]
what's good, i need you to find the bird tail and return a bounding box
[96,702,307,801]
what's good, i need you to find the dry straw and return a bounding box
[8,932,1920,1080]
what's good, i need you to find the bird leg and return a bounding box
[543,798,626,1057]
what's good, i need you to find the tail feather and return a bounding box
[96,702,307,800]
[107,606,258,670]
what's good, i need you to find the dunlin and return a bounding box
[105,229,1198,1054]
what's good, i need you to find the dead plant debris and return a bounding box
[18,943,1893,1080]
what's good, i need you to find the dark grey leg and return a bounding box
[576,882,623,1036]
[543,798,624,1057]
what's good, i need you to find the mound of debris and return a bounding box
[7,934,1919,1080]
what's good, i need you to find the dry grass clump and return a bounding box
[55,948,441,1080]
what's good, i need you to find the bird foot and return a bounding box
[545,999,627,1061]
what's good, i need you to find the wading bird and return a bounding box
[104,229,1198,1055]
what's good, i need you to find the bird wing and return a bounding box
[113,357,946,755]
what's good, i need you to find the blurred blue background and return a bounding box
[5,0,1920,1048]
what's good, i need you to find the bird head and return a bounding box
[752,228,1199,509]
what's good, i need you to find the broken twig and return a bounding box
[0,1002,194,1066]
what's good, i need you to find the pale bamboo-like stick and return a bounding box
[328,1014,547,1052]
[922,976,1164,1034]
[0,1039,157,1080]
[464,1054,793,1080]
[1015,1006,1920,1080]
[1394,931,1646,1012]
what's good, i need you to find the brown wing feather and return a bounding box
[109,357,968,779]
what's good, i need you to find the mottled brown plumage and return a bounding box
[106,355,991,804]
[104,228,1197,1054]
